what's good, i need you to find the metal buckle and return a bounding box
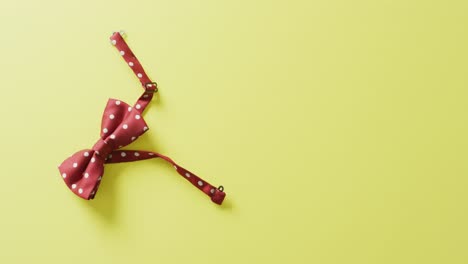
[144,82,158,94]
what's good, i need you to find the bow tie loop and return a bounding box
[58,149,105,200]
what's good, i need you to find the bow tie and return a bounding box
[57,31,226,205]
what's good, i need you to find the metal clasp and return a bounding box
[145,82,158,94]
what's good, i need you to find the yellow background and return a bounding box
[0,0,467,263]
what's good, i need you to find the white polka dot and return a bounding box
[149,153,154,156]
[98,176,102,181]
[73,162,78,168]
[210,188,215,194]
[185,172,191,178]
[103,128,108,133]
[137,73,142,78]
[115,100,121,105]
[91,157,95,163]
[120,50,125,55]
[198,181,203,186]
[91,191,95,195]
[131,136,136,141]
[128,106,132,112]
[109,114,115,119]
[111,39,117,45]
[134,152,140,157]
[110,134,116,139]
[122,124,128,129]
[143,94,149,98]
[121,152,126,157]
[62,173,67,178]
[84,152,89,157]
[146,84,152,87]
[135,115,140,120]
[128,62,134,67]
[136,104,141,109]
[71,184,77,189]
[84,173,89,178]
[118,145,123,148]
[143,126,148,131]
[78,188,83,194]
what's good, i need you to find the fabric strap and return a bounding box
[105,150,225,204]
[106,32,225,204]
[110,32,157,114]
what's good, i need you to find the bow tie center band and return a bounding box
[58,31,226,205]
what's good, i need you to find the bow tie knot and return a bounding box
[92,139,113,161]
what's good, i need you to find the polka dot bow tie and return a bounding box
[58,31,226,205]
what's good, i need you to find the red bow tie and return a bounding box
[58,31,226,205]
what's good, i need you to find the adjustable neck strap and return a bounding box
[110,32,157,113]
[105,150,226,205]
[107,32,226,205]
